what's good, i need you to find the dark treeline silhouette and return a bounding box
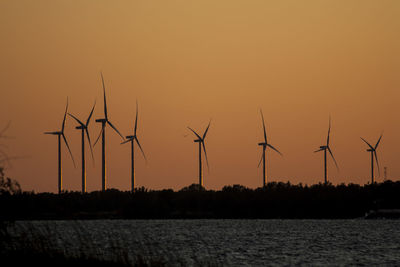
[1,181,400,220]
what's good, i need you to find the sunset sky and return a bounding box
[1,0,399,192]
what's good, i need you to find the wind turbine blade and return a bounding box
[62,133,76,168]
[202,141,210,171]
[267,144,283,156]
[375,134,383,150]
[68,113,84,127]
[187,127,202,140]
[360,137,374,150]
[94,126,104,146]
[202,119,211,140]
[374,151,381,177]
[326,116,331,146]
[107,120,124,140]
[134,100,138,135]
[135,137,147,162]
[85,128,95,163]
[86,100,96,126]
[260,109,267,143]
[61,97,68,133]
[257,150,264,168]
[327,146,339,170]
[101,72,108,119]
[121,138,132,145]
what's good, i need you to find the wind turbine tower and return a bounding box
[188,120,211,188]
[122,101,147,192]
[68,101,96,193]
[44,98,75,194]
[361,134,382,184]
[94,73,124,191]
[257,109,283,187]
[314,117,339,184]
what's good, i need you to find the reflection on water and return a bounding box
[7,219,400,265]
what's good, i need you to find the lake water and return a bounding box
[6,219,400,266]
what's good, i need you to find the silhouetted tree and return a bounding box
[1,181,400,220]
[180,183,205,191]
[0,167,21,195]
[0,122,21,195]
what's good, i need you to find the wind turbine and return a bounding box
[121,101,147,192]
[314,117,339,184]
[257,109,283,187]
[188,120,211,188]
[44,98,75,194]
[94,73,124,191]
[360,134,382,184]
[68,101,96,193]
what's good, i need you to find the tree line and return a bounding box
[1,180,400,220]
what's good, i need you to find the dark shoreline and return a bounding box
[2,181,400,220]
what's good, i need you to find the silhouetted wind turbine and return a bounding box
[258,110,283,187]
[121,101,147,192]
[68,101,96,193]
[314,117,339,184]
[188,120,211,188]
[94,73,124,191]
[361,134,382,184]
[44,98,75,194]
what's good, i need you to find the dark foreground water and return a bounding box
[6,219,400,265]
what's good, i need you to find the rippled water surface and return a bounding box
[8,220,400,265]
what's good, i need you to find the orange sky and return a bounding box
[1,0,399,192]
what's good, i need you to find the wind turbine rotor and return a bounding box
[100,72,108,120]
[134,101,138,136]
[202,120,211,140]
[86,101,96,127]
[326,116,331,146]
[94,125,105,146]
[327,146,339,170]
[188,127,202,140]
[68,113,85,128]
[375,134,383,150]
[374,150,381,176]
[267,143,283,156]
[62,133,75,167]
[202,140,209,171]
[361,137,374,150]
[107,120,124,140]
[85,127,95,162]
[61,98,69,133]
[260,109,267,143]
[134,136,147,161]
[257,147,265,168]
[121,137,133,145]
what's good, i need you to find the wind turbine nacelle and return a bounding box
[320,146,326,149]
[194,139,201,143]
[126,135,134,139]
[367,149,374,152]
[258,142,266,146]
[46,131,61,135]
[76,126,84,130]
[95,119,106,123]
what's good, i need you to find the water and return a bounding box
[7,219,400,265]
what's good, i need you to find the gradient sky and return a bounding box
[1,0,399,192]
